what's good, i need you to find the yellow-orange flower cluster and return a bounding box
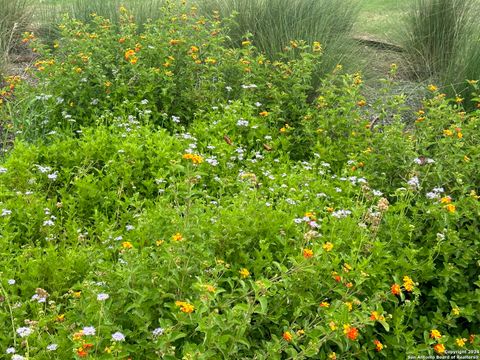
[22,32,35,44]
[313,41,322,52]
[343,325,359,340]
[391,283,401,295]
[1,76,22,104]
[303,248,314,259]
[172,233,183,241]
[403,276,414,292]
[430,329,442,340]
[121,241,133,249]
[182,153,203,164]
[373,339,384,352]
[239,268,250,278]
[370,311,385,321]
[175,300,195,313]
[282,331,293,342]
[445,204,456,213]
[433,343,445,354]
[73,330,94,358]
[77,343,94,357]
[124,48,139,64]
[323,242,334,252]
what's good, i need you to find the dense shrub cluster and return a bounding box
[1,3,479,359]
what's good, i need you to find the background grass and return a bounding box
[398,0,480,108]
[0,0,31,76]
[196,0,362,77]
[3,0,479,104]
[356,0,410,40]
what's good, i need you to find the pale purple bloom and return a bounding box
[308,221,319,228]
[97,293,109,301]
[332,210,352,219]
[1,209,12,217]
[43,219,55,226]
[206,157,218,166]
[111,332,125,342]
[36,165,52,173]
[46,344,58,351]
[82,326,96,336]
[31,293,47,303]
[152,327,164,337]
[407,176,420,189]
[426,192,440,200]
[16,327,32,338]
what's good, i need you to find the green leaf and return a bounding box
[379,320,390,332]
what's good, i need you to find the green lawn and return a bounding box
[356,0,411,41]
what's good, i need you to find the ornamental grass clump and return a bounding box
[36,0,167,42]
[399,0,480,108]
[196,0,362,75]
[0,0,31,76]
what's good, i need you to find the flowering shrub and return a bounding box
[1,3,480,359]
[6,3,322,144]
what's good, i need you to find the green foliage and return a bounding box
[1,3,480,359]
[5,7,329,156]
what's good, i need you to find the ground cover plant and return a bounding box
[1,2,480,359]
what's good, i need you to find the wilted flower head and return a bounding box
[31,288,49,303]
[377,198,389,212]
[303,230,319,241]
